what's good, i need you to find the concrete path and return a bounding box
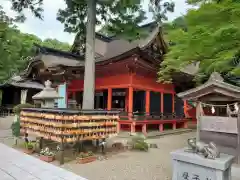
[0,143,87,180]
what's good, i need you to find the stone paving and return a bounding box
[0,116,240,180]
[0,143,86,180]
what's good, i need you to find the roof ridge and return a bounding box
[34,43,84,60]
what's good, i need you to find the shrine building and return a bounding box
[17,22,196,134]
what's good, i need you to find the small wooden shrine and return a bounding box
[178,72,240,162]
[18,22,196,135]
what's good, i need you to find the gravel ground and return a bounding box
[61,132,196,180]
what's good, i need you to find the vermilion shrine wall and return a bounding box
[68,73,175,93]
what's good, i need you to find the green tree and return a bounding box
[42,38,70,51]
[0,5,70,83]
[9,0,43,20]
[159,0,240,84]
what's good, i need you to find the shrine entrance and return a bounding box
[178,72,240,163]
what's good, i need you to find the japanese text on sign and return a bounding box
[182,172,211,180]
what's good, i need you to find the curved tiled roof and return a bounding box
[20,22,166,78]
[177,72,240,101]
[0,75,44,89]
[70,21,165,61]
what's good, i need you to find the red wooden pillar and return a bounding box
[117,122,120,133]
[172,93,175,113]
[131,123,136,133]
[184,100,187,117]
[142,124,147,135]
[145,90,150,115]
[159,124,163,132]
[125,89,129,111]
[129,87,134,133]
[183,100,188,128]
[173,121,177,129]
[160,92,164,113]
[107,88,112,110]
[128,87,133,114]
[183,121,188,128]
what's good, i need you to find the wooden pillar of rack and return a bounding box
[60,113,65,165]
[39,137,43,150]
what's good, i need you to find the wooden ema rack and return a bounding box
[20,109,119,143]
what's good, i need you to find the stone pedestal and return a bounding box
[171,148,234,180]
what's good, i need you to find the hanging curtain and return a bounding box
[21,90,28,104]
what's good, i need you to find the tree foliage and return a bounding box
[9,0,44,20]
[57,0,148,54]
[159,0,240,84]
[0,5,70,83]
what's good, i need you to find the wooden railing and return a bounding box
[119,111,187,121]
[0,106,13,117]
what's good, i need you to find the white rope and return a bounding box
[199,102,238,107]
[196,101,239,115]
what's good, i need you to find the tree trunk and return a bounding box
[82,0,97,109]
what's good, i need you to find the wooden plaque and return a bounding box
[200,116,238,134]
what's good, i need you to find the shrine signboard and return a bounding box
[200,116,238,134]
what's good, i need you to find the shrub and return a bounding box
[13,103,34,115]
[79,151,94,159]
[25,142,34,150]
[11,117,20,137]
[133,141,149,151]
[130,134,149,152]
[11,103,33,138]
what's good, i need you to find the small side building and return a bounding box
[178,72,240,162]
[0,75,44,113]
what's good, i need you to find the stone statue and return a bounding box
[185,138,220,159]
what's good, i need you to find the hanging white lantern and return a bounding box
[211,106,215,114]
[234,103,239,112]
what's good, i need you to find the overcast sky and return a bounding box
[1,0,191,44]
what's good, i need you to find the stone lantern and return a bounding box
[32,80,62,108]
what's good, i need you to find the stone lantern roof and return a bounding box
[32,80,61,100]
